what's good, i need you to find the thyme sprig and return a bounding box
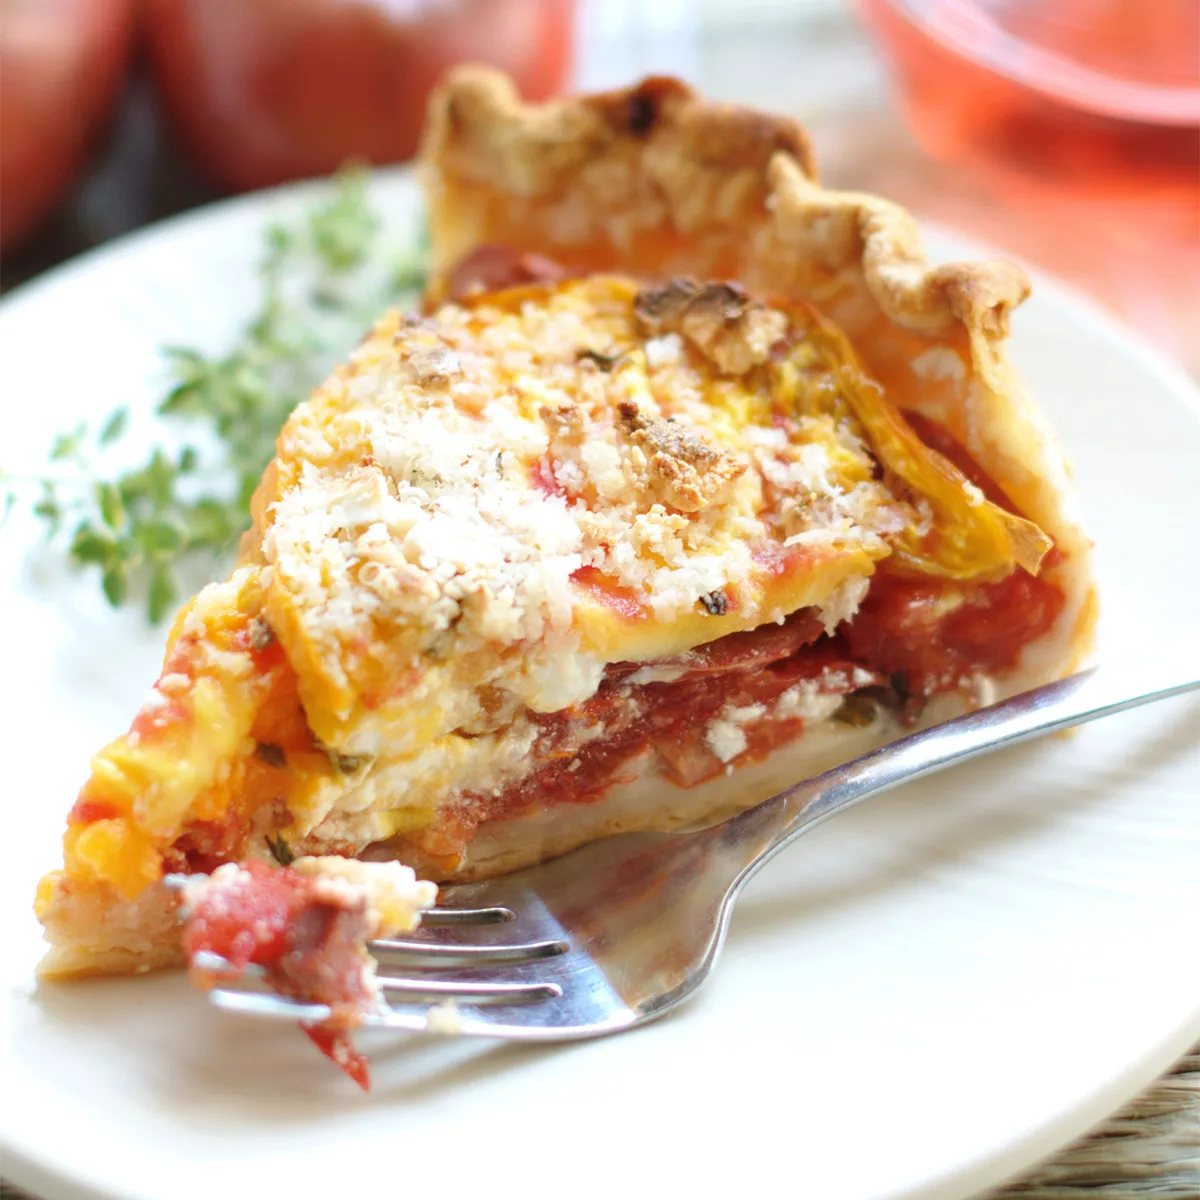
[2,171,426,622]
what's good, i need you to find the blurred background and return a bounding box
[1,0,1197,370]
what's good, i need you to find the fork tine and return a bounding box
[368,936,567,965]
[209,974,560,1013]
[208,988,590,1039]
[209,989,331,1022]
[209,986,638,1041]
[375,977,561,1003]
[421,905,515,925]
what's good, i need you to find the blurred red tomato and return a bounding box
[0,0,136,254]
[143,0,575,193]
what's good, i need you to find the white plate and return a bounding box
[1,171,1198,1200]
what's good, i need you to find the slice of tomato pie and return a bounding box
[35,69,1096,983]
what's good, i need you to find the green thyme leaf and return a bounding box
[392,261,428,292]
[265,833,295,866]
[147,563,178,624]
[309,168,378,271]
[71,523,117,565]
[101,563,128,608]
[134,517,186,558]
[50,424,86,463]
[96,482,125,529]
[98,408,129,446]
[32,493,61,532]
[184,499,236,547]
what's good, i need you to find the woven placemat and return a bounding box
[984,1042,1200,1199]
[3,1042,1197,1198]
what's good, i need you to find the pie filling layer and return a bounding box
[37,260,1066,920]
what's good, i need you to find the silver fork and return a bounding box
[212,660,1200,1040]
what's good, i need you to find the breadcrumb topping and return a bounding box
[634,279,789,374]
[257,274,913,764]
[292,856,437,935]
[617,400,744,512]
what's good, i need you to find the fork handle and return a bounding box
[742,662,1200,877]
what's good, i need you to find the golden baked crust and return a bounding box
[421,67,1096,689]
[38,879,182,978]
[422,70,1020,333]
